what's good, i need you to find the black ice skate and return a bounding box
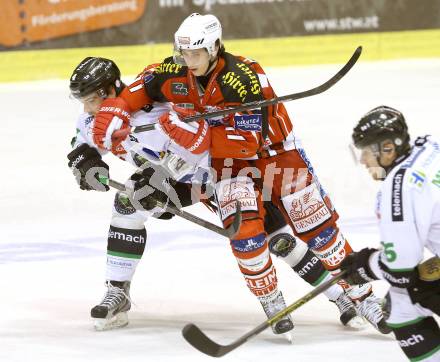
[332,292,365,329]
[91,280,131,331]
[355,292,391,334]
[259,291,294,341]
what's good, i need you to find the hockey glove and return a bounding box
[93,97,131,150]
[67,143,109,191]
[340,248,378,285]
[408,257,440,315]
[130,166,193,218]
[158,105,210,154]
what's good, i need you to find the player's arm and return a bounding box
[92,66,158,150]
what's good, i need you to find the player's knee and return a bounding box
[391,317,440,361]
[307,226,353,270]
[112,192,148,229]
[113,192,137,216]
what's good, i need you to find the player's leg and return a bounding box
[91,191,148,331]
[263,201,363,328]
[259,149,390,333]
[212,158,293,336]
[386,287,440,361]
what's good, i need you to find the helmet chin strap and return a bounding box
[203,54,219,76]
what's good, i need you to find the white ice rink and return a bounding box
[1,56,440,362]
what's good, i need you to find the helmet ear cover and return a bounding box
[352,105,411,172]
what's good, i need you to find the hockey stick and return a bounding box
[132,46,362,133]
[108,179,241,239]
[182,270,347,357]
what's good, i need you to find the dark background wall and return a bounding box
[2,0,440,51]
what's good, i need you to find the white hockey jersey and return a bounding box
[369,136,440,285]
[72,103,211,184]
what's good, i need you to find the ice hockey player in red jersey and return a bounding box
[67,56,360,334]
[90,13,391,334]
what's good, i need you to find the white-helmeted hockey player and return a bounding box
[342,105,440,361]
[66,57,363,333]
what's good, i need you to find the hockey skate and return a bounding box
[91,281,131,331]
[260,291,294,342]
[355,293,391,334]
[332,292,365,329]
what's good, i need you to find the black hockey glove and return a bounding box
[340,248,378,285]
[130,166,193,219]
[131,170,172,211]
[67,143,109,191]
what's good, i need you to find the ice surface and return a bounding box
[1,58,439,362]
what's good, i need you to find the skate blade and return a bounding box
[346,316,367,330]
[282,330,294,344]
[94,312,129,331]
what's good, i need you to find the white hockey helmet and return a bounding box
[173,13,222,64]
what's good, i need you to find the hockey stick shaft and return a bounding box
[133,46,362,133]
[108,179,241,239]
[182,270,347,357]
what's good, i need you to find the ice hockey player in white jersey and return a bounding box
[66,57,362,333]
[342,105,440,361]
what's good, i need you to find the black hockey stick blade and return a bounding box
[133,46,362,133]
[182,270,347,357]
[108,179,241,239]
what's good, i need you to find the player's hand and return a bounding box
[158,105,210,154]
[93,97,131,150]
[67,143,109,191]
[128,168,175,219]
[340,248,378,285]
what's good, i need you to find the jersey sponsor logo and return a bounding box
[236,62,261,95]
[222,71,248,101]
[391,168,406,221]
[308,227,337,250]
[421,142,440,167]
[108,230,146,244]
[107,256,134,268]
[155,62,182,74]
[409,170,426,188]
[381,270,411,286]
[401,146,425,168]
[398,334,424,348]
[297,256,320,277]
[282,183,331,234]
[432,169,440,189]
[216,177,258,221]
[232,233,266,253]
[143,73,155,84]
[234,114,262,132]
[244,264,277,296]
[171,82,188,95]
